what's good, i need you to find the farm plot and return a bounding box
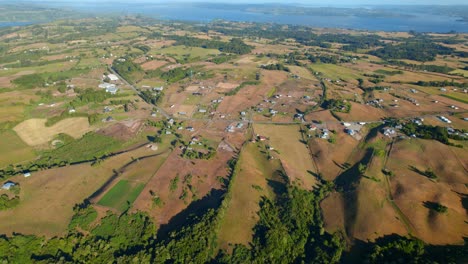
[0,164,114,236]
[254,124,317,189]
[0,130,36,168]
[217,143,283,249]
[97,180,145,212]
[13,118,91,146]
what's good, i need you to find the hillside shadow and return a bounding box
[156,188,225,239]
[334,148,374,238]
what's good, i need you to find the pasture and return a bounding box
[217,143,283,249]
[97,180,145,212]
[0,163,115,236]
[254,124,317,189]
[156,45,220,62]
[0,130,35,168]
[13,118,91,146]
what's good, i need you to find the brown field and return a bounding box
[351,153,408,241]
[308,132,361,181]
[217,143,281,249]
[216,82,239,91]
[132,147,234,226]
[254,124,317,189]
[97,119,143,141]
[385,138,467,244]
[13,118,92,146]
[217,70,288,115]
[0,164,113,236]
[336,102,387,121]
[306,110,339,122]
[141,60,168,70]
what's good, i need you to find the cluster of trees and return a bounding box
[181,145,217,160]
[209,53,237,64]
[260,63,290,72]
[112,58,142,83]
[170,36,253,55]
[413,80,467,88]
[140,90,164,105]
[147,67,192,83]
[401,123,465,146]
[385,60,455,74]
[218,184,345,263]
[307,54,351,64]
[321,99,352,113]
[0,194,19,211]
[370,41,454,62]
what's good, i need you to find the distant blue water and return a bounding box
[0,22,32,28]
[3,3,468,33]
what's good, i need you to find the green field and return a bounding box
[39,132,122,163]
[156,45,220,62]
[97,180,145,211]
[440,93,468,104]
[309,63,362,81]
[0,130,35,167]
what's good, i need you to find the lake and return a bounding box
[0,22,32,28]
[2,3,467,33]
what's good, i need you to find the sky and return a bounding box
[14,0,468,5]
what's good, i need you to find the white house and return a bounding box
[107,74,119,81]
[2,181,16,190]
[106,87,119,95]
[24,172,31,177]
[99,83,116,90]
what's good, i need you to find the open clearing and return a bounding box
[254,124,317,189]
[0,130,36,168]
[13,118,91,146]
[217,143,282,249]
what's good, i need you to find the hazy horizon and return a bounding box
[2,0,468,6]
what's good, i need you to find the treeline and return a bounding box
[170,36,253,55]
[413,80,468,88]
[401,123,466,146]
[308,54,352,64]
[260,63,290,72]
[385,60,455,74]
[370,41,454,62]
[204,23,382,49]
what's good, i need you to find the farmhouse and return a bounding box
[24,172,31,177]
[2,181,16,190]
[154,86,164,92]
[107,74,119,81]
[99,83,116,90]
[106,87,119,95]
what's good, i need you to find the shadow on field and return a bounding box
[157,188,225,239]
[334,148,374,238]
